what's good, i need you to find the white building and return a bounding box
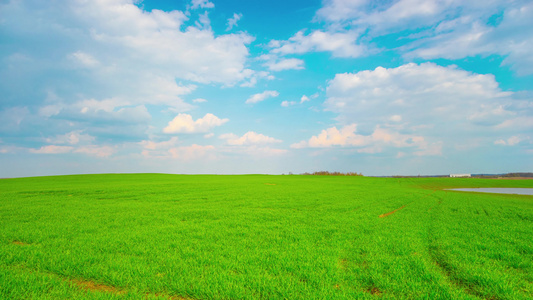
[450,174,471,178]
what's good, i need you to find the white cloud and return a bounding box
[316,0,368,22]
[53,100,152,128]
[291,124,437,155]
[72,1,253,85]
[29,143,115,157]
[218,132,286,157]
[139,137,216,160]
[495,116,533,130]
[140,137,181,158]
[291,124,363,148]
[316,0,533,75]
[263,58,305,71]
[245,90,279,104]
[29,145,74,154]
[322,62,531,156]
[46,131,95,145]
[494,136,529,146]
[140,137,180,150]
[163,113,229,134]
[196,11,211,30]
[281,101,297,107]
[77,98,130,114]
[190,0,214,9]
[193,98,207,103]
[326,63,513,126]
[169,144,215,160]
[68,51,100,68]
[74,145,115,157]
[300,95,310,103]
[0,0,258,155]
[270,30,365,58]
[220,131,282,146]
[352,0,443,31]
[1,0,255,95]
[226,13,242,31]
[390,115,402,122]
[235,145,288,156]
[239,70,274,87]
[405,2,533,75]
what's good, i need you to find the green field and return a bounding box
[1,174,532,299]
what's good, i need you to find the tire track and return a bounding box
[1,262,192,299]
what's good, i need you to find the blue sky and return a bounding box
[1,0,532,177]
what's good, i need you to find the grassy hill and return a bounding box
[1,174,532,299]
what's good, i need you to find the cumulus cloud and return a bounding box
[291,124,440,156]
[163,113,229,134]
[60,1,252,84]
[220,131,282,146]
[0,0,257,156]
[291,124,361,148]
[245,90,279,104]
[326,63,513,125]
[322,62,531,155]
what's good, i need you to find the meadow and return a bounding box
[0,174,532,299]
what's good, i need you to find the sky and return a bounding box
[0,0,532,177]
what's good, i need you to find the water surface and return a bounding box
[447,188,533,195]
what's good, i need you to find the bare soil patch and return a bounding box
[72,279,126,294]
[11,240,27,245]
[369,287,383,296]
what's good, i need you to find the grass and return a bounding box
[0,174,532,299]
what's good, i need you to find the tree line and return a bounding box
[300,171,363,176]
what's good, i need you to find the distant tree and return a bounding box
[301,171,363,176]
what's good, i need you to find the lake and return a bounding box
[447,188,533,195]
